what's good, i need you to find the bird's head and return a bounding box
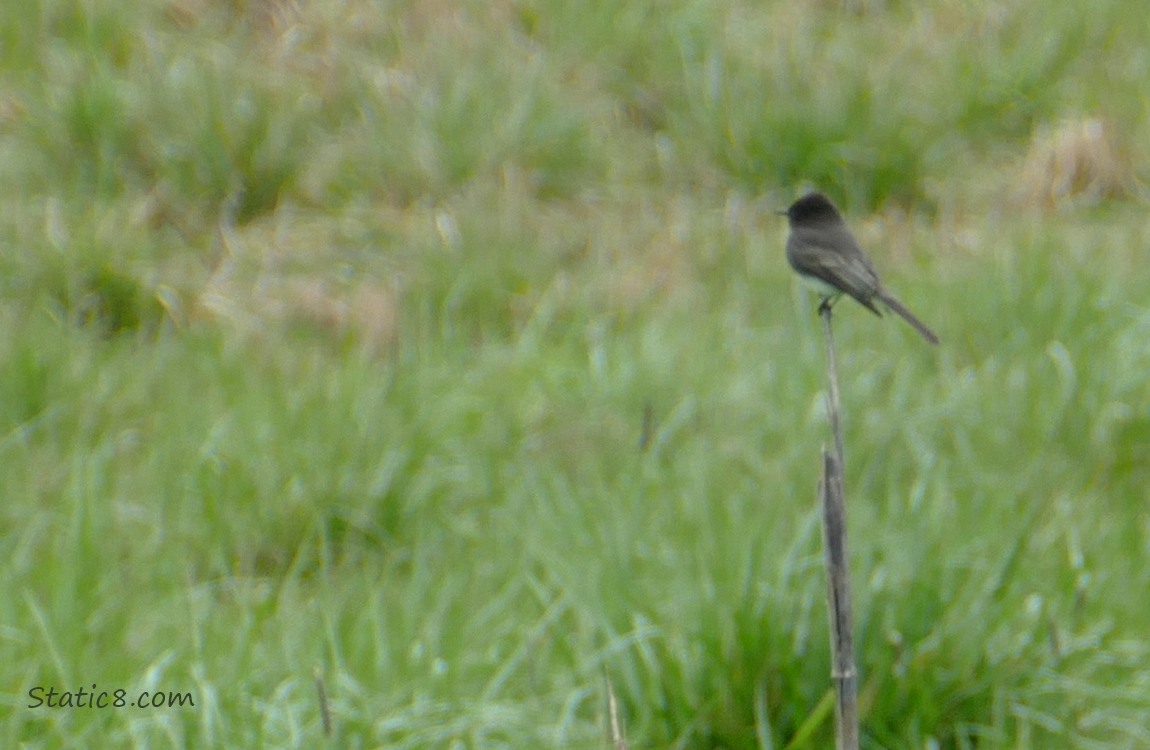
[778,192,843,226]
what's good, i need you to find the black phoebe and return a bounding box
[780,192,939,345]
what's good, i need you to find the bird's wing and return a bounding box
[787,223,882,312]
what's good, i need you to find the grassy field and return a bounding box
[2,0,1150,747]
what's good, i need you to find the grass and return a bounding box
[2,0,1150,747]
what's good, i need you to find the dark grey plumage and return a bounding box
[781,192,939,345]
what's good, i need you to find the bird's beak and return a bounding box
[774,209,789,217]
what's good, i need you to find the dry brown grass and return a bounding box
[1017,117,1132,210]
[195,209,401,352]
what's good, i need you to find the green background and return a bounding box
[1,1,1148,747]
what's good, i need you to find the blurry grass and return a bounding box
[2,0,1150,748]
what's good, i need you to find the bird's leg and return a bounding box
[818,296,838,315]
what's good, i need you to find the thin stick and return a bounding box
[605,673,629,750]
[818,303,858,750]
[821,450,858,750]
[313,666,333,739]
[820,302,845,470]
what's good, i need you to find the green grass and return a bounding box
[2,0,1150,747]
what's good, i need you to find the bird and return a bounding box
[779,192,939,345]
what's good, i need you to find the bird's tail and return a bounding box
[877,290,939,345]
